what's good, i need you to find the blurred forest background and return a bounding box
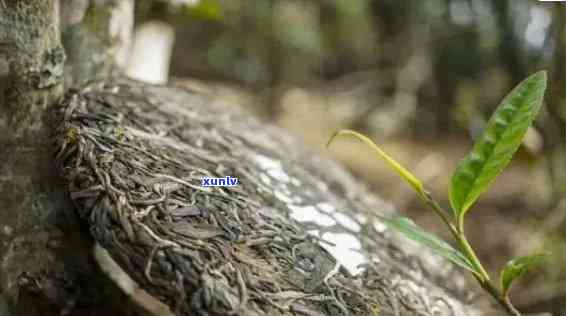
[134,0,566,314]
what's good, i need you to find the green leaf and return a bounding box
[381,216,477,274]
[500,254,547,296]
[449,71,547,224]
[327,130,427,201]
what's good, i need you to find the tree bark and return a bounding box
[492,0,525,84]
[545,6,566,206]
[0,1,142,315]
[61,0,133,86]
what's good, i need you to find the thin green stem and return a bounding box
[421,191,459,239]
[458,214,466,235]
[422,192,490,280]
[503,295,522,316]
[419,192,522,316]
[456,233,490,282]
[481,279,522,316]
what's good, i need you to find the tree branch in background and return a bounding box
[61,0,134,86]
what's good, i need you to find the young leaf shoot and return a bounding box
[500,254,547,297]
[327,130,427,200]
[450,71,547,229]
[328,71,548,316]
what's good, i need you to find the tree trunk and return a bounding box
[545,6,566,207]
[61,0,133,86]
[0,1,143,315]
[492,0,525,84]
